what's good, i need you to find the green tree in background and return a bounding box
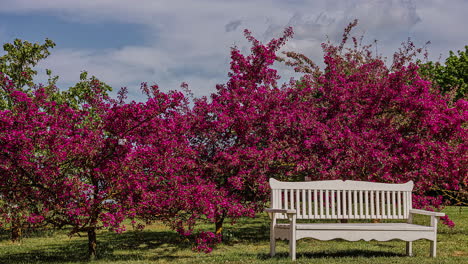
[0,39,56,104]
[420,46,468,101]
[60,70,113,109]
[0,38,112,109]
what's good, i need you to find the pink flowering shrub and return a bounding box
[189,21,466,240]
[193,231,222,253]
[0,75,214,256]
[276,22,467,219]
[188,28,295,233]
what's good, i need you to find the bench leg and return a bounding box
[430,217,438,258]
[289,237,296,261]
[430,240,436,257]
[406,241,413,256]
[270,233,276,257]
[269,215,277,257]
[288,213,297,261]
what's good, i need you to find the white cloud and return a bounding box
[3,0,466,100]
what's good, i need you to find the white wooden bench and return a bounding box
[265,178,445,260]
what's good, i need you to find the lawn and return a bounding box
[0,207,466,263]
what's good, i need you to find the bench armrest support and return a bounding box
[409,209,445,217]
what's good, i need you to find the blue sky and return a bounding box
[1,0,467,101]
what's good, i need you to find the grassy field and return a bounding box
[0,206,466,263]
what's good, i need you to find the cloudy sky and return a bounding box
[0,0,466,101]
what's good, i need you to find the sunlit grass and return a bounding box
[0,207,466,263]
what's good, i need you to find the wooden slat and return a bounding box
[270,190,275,208]
[319,190,324,218]
[272,189,277,208]
[331,190,336,218]
[325,190,330,218]
[301,190,308,218]
[284,189,289,210]
[386,191,391,219]
[392,191,396,218]
[295,189,300,218]
[370,190,375,218]
[277,189,283,219]
[365,190,369,218]
[381,191,386,218]
[409,191,413,216]
[401,191,405,218]
[403,191,407,217]
[348,190,352,218]
[270,190,274,208]
[397,191,402,218]
[342,190,346,218]
[403,192,408,217]
[290,189,294,212]
[376,190,380,218]
[353,190,358,218]
[308,189,312,218]
[278,189,282,209]
[359,190,363,218]
[337,190,341,218]
[313,189,318,218]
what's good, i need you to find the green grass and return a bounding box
[0,207,466,263]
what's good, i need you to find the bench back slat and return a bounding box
[270,178,413,220]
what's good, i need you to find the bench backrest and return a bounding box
[270,178,413,220]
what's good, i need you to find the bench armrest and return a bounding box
[265,208,296,214]
[409,209,445,217]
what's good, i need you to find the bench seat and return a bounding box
[275,223,433,231]
[274,223,435,242]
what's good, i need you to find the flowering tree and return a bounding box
[0,38,57,242]
[110,83,221,253]
[275,21,467,225]
[189,28,294,236]
[190,21,466,237]
[0,74,211,258]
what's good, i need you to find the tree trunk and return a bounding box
[88,228,97,260]
[11,223,22,243]
[11,213,22,243]
[215,217,224,240]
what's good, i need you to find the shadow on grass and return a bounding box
[257,249,404,260]
[0,228,10,242]
[0,239,89,263]
[0,217,272,264]
[0,230,193,263]
[0,227,61,243]
[222,217,270,244]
